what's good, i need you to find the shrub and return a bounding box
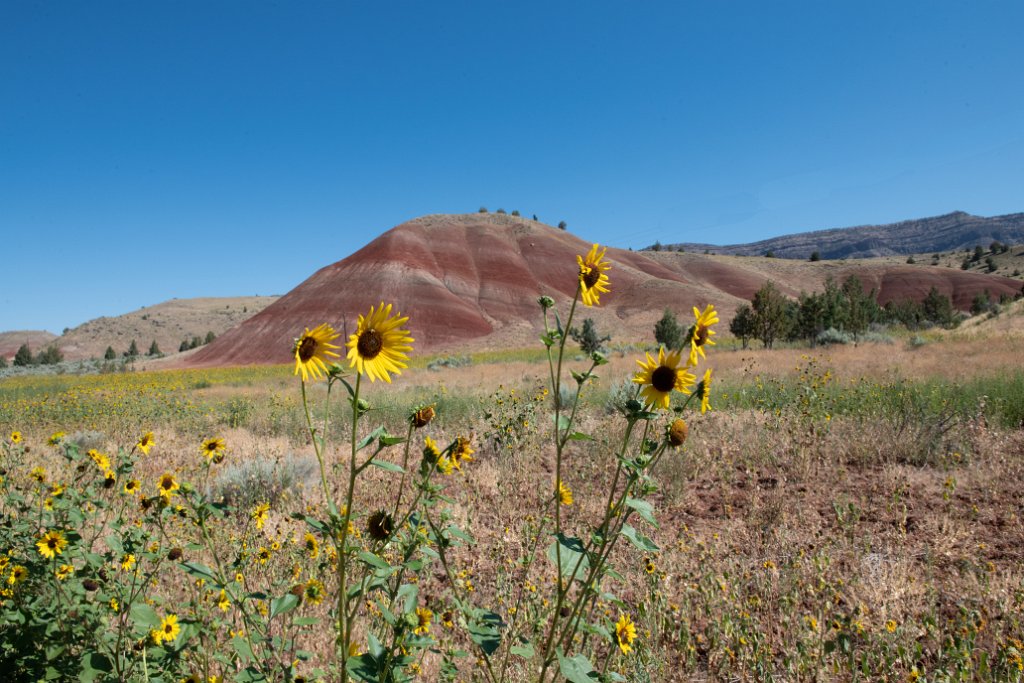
[213,455,318,509]
[558,220,567,230]
[809,251,821,261]
[426,355,472,371]
[906,256,916,264]
[816,327,853,345]
[104,346,116,360]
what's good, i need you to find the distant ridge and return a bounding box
[663,211,1024,259]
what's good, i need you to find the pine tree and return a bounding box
[148,340,161,356]
[13,344,32,367]
[653,309,684,350]
[104,346,116,360]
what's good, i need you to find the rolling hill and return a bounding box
[183,213,1024,367]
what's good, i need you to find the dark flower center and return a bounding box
[695,325,709,346]
[581,266,601,289]
[47,538,58,549]
[298,336,318,362]
[357,329,383,359]
[651,366,677,393]
[367,511,394,540]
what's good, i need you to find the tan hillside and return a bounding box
[184,214,1023,368]
[55,296,279,361]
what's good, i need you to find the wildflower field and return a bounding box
[1,246,1023,682]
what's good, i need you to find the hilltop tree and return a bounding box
[653,309,684,350]
[126,339,139,358]
[558,221,567,230]
[13,344,32,367]
[104,346,116,360]
[148,340,161,356]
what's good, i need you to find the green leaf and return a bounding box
[547,534,590,580]
[356,551,391,570]
[293,617,320,626]
[620,523,659,552]
[446,526,475,545]
[566,431,592,441]
[179,561,218,584]
[557,650,599,683]
[232,635,256,662]
[555,414,570,432]
[625,498,658,527]
[378,434,405,447]
[79,651,113,682]
[509,640,535,659]
[346,651,382,683]
[270,593,299,620]
[369,459,405,473]
[130,603,160,630]
[234,667,269,683]
[468,610,504,656]
[357,426,387,451]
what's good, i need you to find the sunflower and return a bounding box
[9,431,21,444]
[414,606,433,635]
[29,467,46,483]
[615,613,638,655]
[698,368,712,414]
[88,449,110,471]
[8,565,28,585]
[346,303,414,383]
[304,578,326,605]
[157,472,180,501]
[123,479,141,496]
[256,547,272,565]
[120,554,136,572]
[36,530,68,559]
[47,432,65,446]
[201,437,226,463]
[55,564,74,581]
[558,480,573,506]
[251,502,270,529]
[633,347,695,410]
[293,323,341,382]
[577,243,611,307]
[452,436,475,464]
[217,589,230,612]
[367,510,395,541]
[136,432,155,455]
[688,304,719,366]
[303,532,319,559]
[152,613,180,645]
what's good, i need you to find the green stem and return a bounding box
[337,372,363,673]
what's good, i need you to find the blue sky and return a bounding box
[3,1,1022,333]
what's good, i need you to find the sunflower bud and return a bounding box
[538,295,555,310]
[668,418,688,447]
[167,547,183,561]
[411,405,435,429]
[83,578,99,591]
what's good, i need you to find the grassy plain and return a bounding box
[1,327,1023,681]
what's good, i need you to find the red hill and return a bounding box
[185,214,1024,367]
